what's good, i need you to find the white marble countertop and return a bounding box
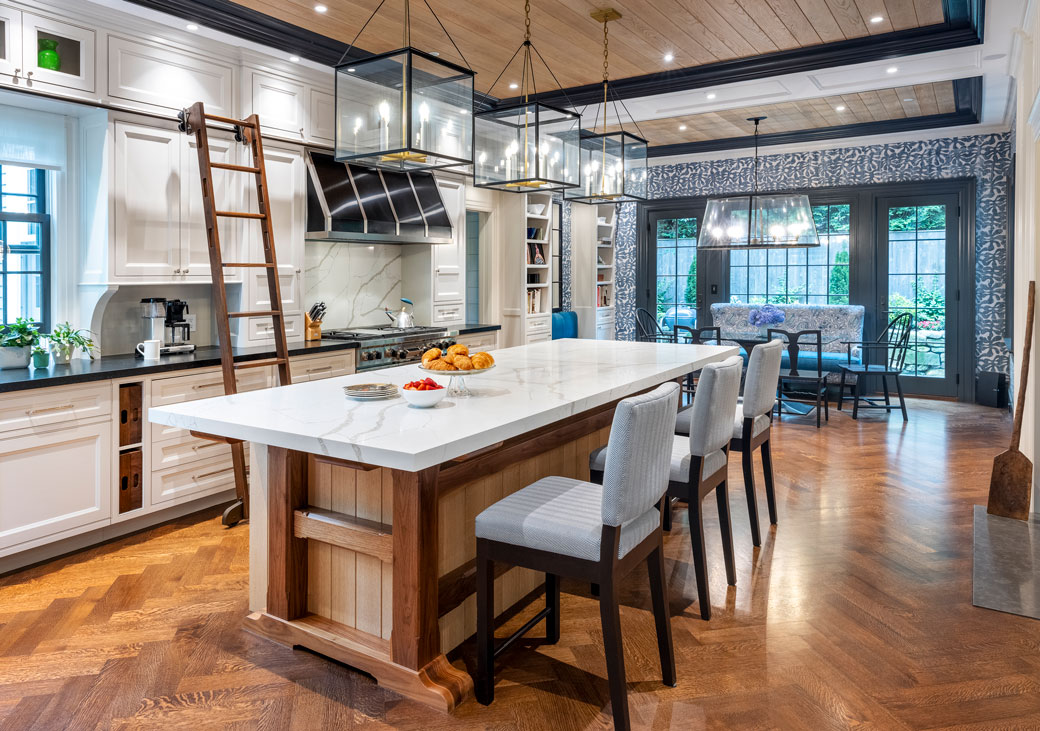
[148,339,738,471]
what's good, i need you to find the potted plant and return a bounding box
[48,322,96,365]
[31,345,50,369]
[0,317,40,369]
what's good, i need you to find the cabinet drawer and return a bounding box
[0,420,111,552]
[244,313,304,343]
[433,303,464,323]
[596,307,615,323]
[151,432,238,470]
[149,368,270,441]
[290,352,355,382]
[0,382,111,436]
[527,331,552,344]
[457,332,497,351]
[152,454,238,506]
[526,314,551,334]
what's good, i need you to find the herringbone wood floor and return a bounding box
[2,399,1037,730]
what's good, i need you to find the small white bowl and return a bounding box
[401,386,447,408]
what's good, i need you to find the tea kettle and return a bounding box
[385,298,415,328]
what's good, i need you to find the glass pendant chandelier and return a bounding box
[565,8,648,205]
[698,117,820,249]
[334,0,474,171]
[473,0,581,192]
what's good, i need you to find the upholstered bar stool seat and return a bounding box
[589,438,727,485]
[674,404,770,441]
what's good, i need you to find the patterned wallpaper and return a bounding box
[612,132,1013,375]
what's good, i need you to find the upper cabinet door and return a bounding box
[433,178,466,304]
[107,36,235,116]
[19,12,95,92]
[0,4,21,79]
[250,71,305,139]
[308,87,335,144]
[113,122,182,278]
[182,133,238,280]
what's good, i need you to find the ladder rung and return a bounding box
[229,310,282,318]
[234,358,286,370]
[211,162,261,173]
[223,262,275,268]
[216,210,265,219]
[205,113,257,128]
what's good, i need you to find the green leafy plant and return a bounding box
[0,317,40,349]
[48,322,96,359]
[31,345,46,355]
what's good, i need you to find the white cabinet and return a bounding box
[249,71,306,140]
[113,122,182,278]
[289,351,356,382]
[308,87,335,143]
[113,120,240,282]
[434,178,466,306]
[107,35,235,116]
[18,11,95,93]
[0,420,111,554]
[0,4,20,79]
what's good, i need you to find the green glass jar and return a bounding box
[37,38,60,72]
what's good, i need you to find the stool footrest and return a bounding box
[493,606,553,659]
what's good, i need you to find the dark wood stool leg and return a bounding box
[546,573,560,644]
[647,542,676,687]
[598,577,631,731]
[716,482,736,586]
[895,374,909,421]
[741,447,762,547]
[476,541,495,705]
[590,469,603,486]
[662,496,673,532]
[882,375,891,406]
[688,496,711,620]
[761,439,778,526]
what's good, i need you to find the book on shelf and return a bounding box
[527,287,546,314]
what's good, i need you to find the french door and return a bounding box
[876,194,962,397]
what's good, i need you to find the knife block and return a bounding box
[305,313,322,341]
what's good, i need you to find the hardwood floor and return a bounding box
[2,399,1037,729]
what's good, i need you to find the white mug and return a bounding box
[136,339,161,360]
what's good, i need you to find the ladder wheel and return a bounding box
[177,108,192,134]
[222,499,246,528]
[234,125,245,143]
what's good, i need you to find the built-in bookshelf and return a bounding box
[573,202,617,340]
[501,190,555,346]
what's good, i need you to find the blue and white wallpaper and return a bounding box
[611,132,1013,375]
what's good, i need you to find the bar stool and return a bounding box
[475,382,680,731]
[676,340,782,547]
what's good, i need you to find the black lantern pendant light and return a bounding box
[472,0,582,192]
[334,0,475,171]
[698,116,820,249]
[565,8,648,204]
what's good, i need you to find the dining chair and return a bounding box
[769,328,829,428]
[837,312,914,421]
[672,325,722,403]
[597,356,743,620]
[475,382,680,731]
[635,308,672,343]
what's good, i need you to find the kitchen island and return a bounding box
[148,339,737,712]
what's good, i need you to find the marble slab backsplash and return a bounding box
[303,243,403,328]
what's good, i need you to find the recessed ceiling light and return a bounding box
[289,55,300,62]
[347,67,356,73]
[185,23,199,31]
[870,15,883,23]
[509,82,519,89]
[886,66,898,74]
[314,4,327,12]
[706,92,716,100]
[678,124,687,131]
[903,97,913,102]
[835,105,846,112]
[430,51,440,56]
[664,52,674,62]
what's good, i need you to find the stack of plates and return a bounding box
[344,383,399,400]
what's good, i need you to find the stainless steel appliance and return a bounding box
[141,297,167,344]
[163,299,195,354]
[323,325,456,371]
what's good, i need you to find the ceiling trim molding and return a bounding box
[646,76,983,157]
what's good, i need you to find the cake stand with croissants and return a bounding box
[418,344,496,398]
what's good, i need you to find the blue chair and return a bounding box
[551,311,578,339]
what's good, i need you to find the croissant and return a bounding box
[470,352,495,369]
[446,343,469,358]
[425,358,452,371]
[441,352,456,366]
[421,348,442,364]
[454,354,473,371]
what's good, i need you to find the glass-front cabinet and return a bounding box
[0,7,95,93]
[0,4,21,79]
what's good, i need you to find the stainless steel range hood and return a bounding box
[305,151,453,244]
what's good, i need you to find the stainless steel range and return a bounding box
[322,325,456,371]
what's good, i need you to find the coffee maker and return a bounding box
[140,298,167,346]
[163,299,195,354]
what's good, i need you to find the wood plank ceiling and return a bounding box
[229,0,945,93]
[599,80,957,145]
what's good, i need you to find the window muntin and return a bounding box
[0,166,49,328]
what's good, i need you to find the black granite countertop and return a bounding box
[0,323,501,394]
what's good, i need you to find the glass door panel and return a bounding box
[653,216,699,331]
[878,196,959,397]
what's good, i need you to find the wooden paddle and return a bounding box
[988,280,1036,520]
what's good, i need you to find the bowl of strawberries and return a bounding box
[401,377,447,408]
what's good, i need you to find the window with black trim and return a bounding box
[0,165,49,328]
